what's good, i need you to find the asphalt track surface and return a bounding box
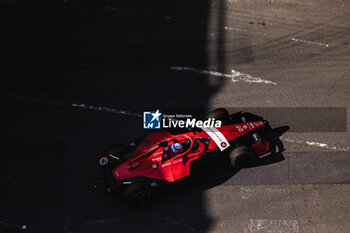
[1,0,350,232]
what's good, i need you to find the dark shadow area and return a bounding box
[1,0,260,232]
[1,0,226,233]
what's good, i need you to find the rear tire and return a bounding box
[207,108,230,125]
[229,146,256,168]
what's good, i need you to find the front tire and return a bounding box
[229,146,256,168]
[123,183,151,206]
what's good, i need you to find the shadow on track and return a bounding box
[2,0,255,233]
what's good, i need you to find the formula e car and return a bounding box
[94,109,289,204]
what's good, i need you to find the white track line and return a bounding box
[164,218,199,232]
[245,219,299,233]
[291,37,329,47]
[170,66,277,85]
[12,96,349,152]
[240,187,288,200]
[82,218,121,226]
[0,221,27,230]
[71,103,141,117]
[10,95,142,118]
[224,26,247,32]
[282,138,348,152]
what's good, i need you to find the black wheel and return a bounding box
[229,146,256,168]
[207,108,230,125]
[123,183,151,206]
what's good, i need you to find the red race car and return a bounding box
[94,109,289,204]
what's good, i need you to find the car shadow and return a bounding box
[189,149,286,190]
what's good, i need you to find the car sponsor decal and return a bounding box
[150,181,158,187]
[160,158,183,168]
[200,127,230,151]
[99,157,109,165]
[152,157,162,162]
[161,162,172,168]
[236,121,264,132]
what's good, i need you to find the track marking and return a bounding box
[282,138,348,152]
[291,37,329,47]
[104,6,204,26]
[224,26,247,32]
[71,103,141,117]
[245,219,299,233]
[170,66,277,85]
[13,96,349,153]
[240,187,287,200]
[82,218,121,226]
[164,218,200,232]
[9,95,142,118]
[0,221,27,230]
[104,6,138,15]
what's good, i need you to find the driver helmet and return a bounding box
[171,142,183,153]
